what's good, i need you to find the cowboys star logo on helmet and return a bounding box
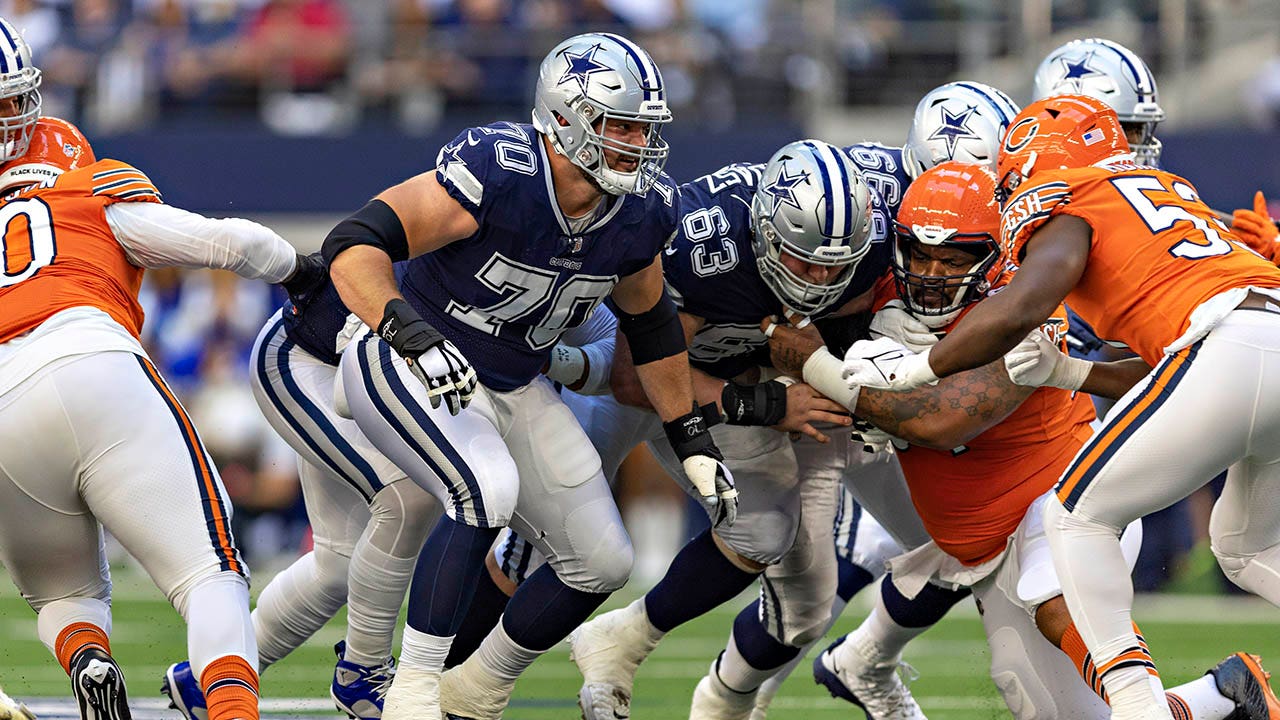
[761,164,808,216]
[1055,51,1104,92]
[928,105,981,157]
[556,43,611,95]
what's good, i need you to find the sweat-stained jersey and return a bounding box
[665,145,898,381]
[869,273,1097,566]
[402,121,680,391]
[1001,158,1280,366]
[0,159,162,344]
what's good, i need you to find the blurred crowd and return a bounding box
[3,0,1229,135]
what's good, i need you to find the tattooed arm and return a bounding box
[854,358,1036,451]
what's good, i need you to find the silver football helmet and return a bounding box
[0,18,40,163]
[1033,38,1165,165]
[750,140,873,316]
[532,32,671,196]
[902,81,1020,179]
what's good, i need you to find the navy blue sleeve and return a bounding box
[434,122,535,226]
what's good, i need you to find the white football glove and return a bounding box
[841,337,939,392]
[407,340,478,416]
[1004,329,1093,391]
[664,410,739,528]
[851,417,897,454]
[869,300,939,353]
[681,454,739,528]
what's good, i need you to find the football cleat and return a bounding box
[813,636,927,720]
[380,665,440,720]
[161,662,206,720]
[1208,653,1280,720]
[70,648,131,720]
[570,600,663,720]
[331,641,396,720]
[0,684,36,720]
[438,658,512,720]
[689,656,757,720]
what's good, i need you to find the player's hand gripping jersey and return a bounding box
[401,121,680,391]
[665,143,902,380]
[1002,158,1280,366]
[870,273,1096,565]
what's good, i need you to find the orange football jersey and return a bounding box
[1001,160,1280,366]
[869,274,1096,565]
[0,159,162,344]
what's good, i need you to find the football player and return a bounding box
[843,95,1280,720]
[0,86,310,720]
[569,139,922,720]
[727,80,1023,720]
[160,265,443,720]
[321,33,734,720]
[771,161,1279,720]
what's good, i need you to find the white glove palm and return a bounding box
[1004,329,1092,390]
[682,455,738,528]
[869,301,938,353]
[841,337,939,392]
[408,340,479,415]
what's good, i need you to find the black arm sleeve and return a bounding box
[609,293,687,366]
[321,199,410,266]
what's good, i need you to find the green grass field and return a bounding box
[2,568,1277,719]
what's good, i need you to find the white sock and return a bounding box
[345,544,418,667]
[716,629,776,693]
[1166,675,1236,720]
[183,572,258,682]
[1108,669,1173,720]
[36,597,112,658]
[399,625,453,673]
[837,591,924,667]
[469,619,542,685]
[251,550,347,671]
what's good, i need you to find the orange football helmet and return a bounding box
[995,94,1129,206]
[0,116,95,194]
[892,161,1002,320]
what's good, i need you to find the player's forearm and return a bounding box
[1080,356,1152,400]
[856,360,1033,449]
[328,245,402,330]
[634,352,699,422]
[929,292,1041,378]
[106,202,297,281]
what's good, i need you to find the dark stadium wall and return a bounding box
[94,125,1279,215]
[93,123,803,214]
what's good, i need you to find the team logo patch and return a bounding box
[761,162,808,216]
[62,142,75,157]
[1004,117,1039,153]
[928,105,980,156]
[558,43,610,95]
[1054,51,1104,93]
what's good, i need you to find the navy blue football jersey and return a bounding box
[663,159,894,380]
[401,122,680,391]
[840,142,910,221]
[281,264,412,366]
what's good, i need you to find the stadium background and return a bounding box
[2,0,1279,717]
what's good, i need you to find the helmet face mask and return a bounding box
[902,81,1021,179]
[892,227,999,321]
[749,140,875,316]
[1032,38,1164,165]
[532,33,672,196]
[0,19,41,164]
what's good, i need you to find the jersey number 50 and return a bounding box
[0,198,56,288]
[1111,175,1232,260]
